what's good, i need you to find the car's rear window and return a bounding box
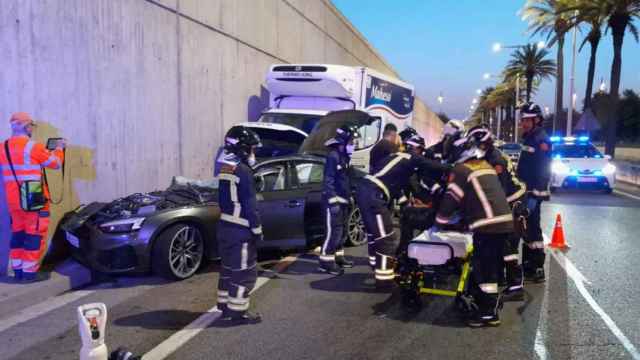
[552,143,602,158]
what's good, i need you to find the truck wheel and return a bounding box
[347,207,366,246]
[152,223,204,280]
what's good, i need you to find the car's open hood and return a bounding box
[240,122,308,159]
[299,110,375,156]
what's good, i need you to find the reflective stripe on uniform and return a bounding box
[1,164,41,171]
[321,208,331,256]
[364,175,390,201]
[532,189,550,197]
[241,242,248,270]
[397,195,408,205]
[435,215,450,224]
[507,187,527,203]
[23,141,34,166]
[467,169,497,181]
[469,214,513,230]
[220,213,250,227]
[328,196,349,205]
[447,183,464,199]
[373,153,411,177]
[3,174,41,182]
[470,177,494,219]
[527,241,545,249]
[479,283,498,294]
[521,145,535,153]
[251,226,262,235]
[217,290,229,304]
[336,250,344,256]
[504,254,519,262]
[319,255,335,262]
[375,214,387,239]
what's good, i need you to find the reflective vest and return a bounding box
[0,136,64,209]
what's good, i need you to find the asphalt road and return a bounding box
[2,188,640,360]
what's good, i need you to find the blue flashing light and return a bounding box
[594,154,602,158]
[550,136,561,142]
[553,154,562,159]
[564,136,576,142]
[594,170,603,176]
[570,169,579,176]
[578,136,590,142]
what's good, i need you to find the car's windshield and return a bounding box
[552,143,602,158]
[259,113,323,135]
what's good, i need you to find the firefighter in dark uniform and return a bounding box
[318,124,361,275]
[214,126,263,325]
[355,137,449,289]
[517,102,552,283]
[435,133,514,327]
[467,124,528,301]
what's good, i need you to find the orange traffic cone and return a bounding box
[549,214,569,249]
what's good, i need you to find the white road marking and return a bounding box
[614,189,640,201]
[143,256,298,360]
[534,271,549,360]
[545,234,640,359]
[0,290,94,333]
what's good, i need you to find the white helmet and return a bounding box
[443,119,465,136]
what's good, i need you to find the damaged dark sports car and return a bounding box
[62,110,375,280]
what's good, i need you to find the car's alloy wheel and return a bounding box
[347,207,366,246]
[153,224,204,280]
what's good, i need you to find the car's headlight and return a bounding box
[551,161,570,174]
[602,163,616,175]
[99,217,145,233]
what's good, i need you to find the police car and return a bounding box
[550,136,616,193]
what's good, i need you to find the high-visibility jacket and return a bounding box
[0,135,64,210]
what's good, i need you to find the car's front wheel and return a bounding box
[347,207,366,246]
[153,223,204,280]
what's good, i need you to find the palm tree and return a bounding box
[504,44,557,102]
[563,0,608,110]
[522,0,573,130]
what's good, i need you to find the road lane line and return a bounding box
[143,255,299,360]
[614,189,640,201]
[545,235,640,359]
[0,290,94,333]
[534,275,549,360]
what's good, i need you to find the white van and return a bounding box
[242,64,415,172]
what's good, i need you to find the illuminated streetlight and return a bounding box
[536,41,546,49]
[472,98,478,104]
[572,93,577,108]
[492,42,502,53]
[599,78,607,92]
[544,106,550,115]
[483,73,491,80]
[476,89,482,95]
[437,94,444,104]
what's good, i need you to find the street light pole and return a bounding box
[567,12,578,137]
[515,73,520,143]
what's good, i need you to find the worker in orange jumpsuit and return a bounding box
[1,112,65,283]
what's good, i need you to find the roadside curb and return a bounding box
[0,259,91,319]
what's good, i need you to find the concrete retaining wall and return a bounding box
[0,0,442,274]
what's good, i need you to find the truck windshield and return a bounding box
[259,113,323,135]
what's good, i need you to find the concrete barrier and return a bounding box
[0,0,443,274]
[615,160,640,186]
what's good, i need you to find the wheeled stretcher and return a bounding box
[396,229,476,311]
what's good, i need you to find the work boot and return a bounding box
[229,312,262,326]
[318,263,344,276]
[335,256,354,268]
[501,285,525,302]
[467,311,501,328]
[21,272,50,284]
[525,268,545,283]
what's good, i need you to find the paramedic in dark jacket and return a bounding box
[467,124,527,301]
[214,126,263,325]
[436,134,514,328]
[356,136,449,290]
[318,125,361,275]
[516,102,552,283]
[369,123,399,174]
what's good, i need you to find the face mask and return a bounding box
[346,144,355,155]
[248,154,257,166]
